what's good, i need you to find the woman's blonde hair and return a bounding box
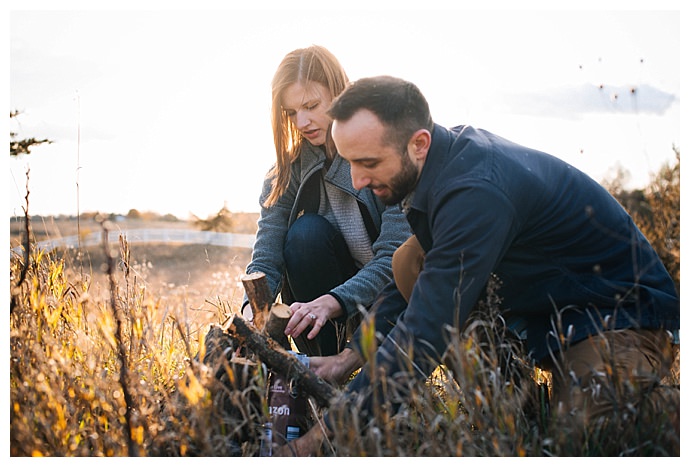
[264,45,349,207]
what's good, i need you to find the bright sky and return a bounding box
[7,1,682,221]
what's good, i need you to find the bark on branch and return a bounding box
[224,315,338,408]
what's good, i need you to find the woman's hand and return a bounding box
[284,294,342,341]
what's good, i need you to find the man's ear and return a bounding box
[409,129,431,162]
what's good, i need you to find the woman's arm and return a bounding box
[329,202,411,317]
[244,168,299,304]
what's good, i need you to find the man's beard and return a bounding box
[378,150,419,206]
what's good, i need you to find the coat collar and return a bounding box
[403,123,453,214]
[299,141,359,196]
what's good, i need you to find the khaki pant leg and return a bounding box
[391,235,425,303]
[549,329,678,435]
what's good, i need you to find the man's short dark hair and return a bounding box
[328,75,434,152]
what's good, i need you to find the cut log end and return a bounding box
[241,271,266,281]
[270,303,292,319]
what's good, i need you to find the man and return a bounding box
[279,75,679,456]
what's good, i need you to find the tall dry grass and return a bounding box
[9,232,679,456]
[9,152,680,456]
[10,221,266,456]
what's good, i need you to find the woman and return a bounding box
[242,45,410,356]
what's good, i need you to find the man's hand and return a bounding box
[274,420,330,457]
[285,294,343,341]
[309,347,363,385]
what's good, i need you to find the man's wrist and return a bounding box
[338,347,364,376]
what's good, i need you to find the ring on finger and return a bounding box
[308,313,316,320]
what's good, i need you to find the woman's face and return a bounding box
[281,81,333,147]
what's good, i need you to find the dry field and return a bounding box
[10,214,259,326]
[9,163,680,456]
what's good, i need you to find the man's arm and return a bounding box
[275,417,332,456]
[309,347,363,385]
[348,280,408,358]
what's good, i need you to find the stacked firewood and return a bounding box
[197,272,338,455]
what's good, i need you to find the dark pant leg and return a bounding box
[283,213,359,356]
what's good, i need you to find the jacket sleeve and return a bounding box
[346,279,408,356]
[244,167,300,304]
[329,202,412,318]
[328,181,519,428]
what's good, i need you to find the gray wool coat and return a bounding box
[244,142,412,318]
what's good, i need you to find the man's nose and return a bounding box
[351,167,370,190]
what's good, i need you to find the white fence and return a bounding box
[12,229,256,254]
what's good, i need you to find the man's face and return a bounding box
[332,109,420,205]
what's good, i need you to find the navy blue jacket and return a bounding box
[332,123,679,425]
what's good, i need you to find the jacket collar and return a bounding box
[403,123,453,214]
[299,141,359,195]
